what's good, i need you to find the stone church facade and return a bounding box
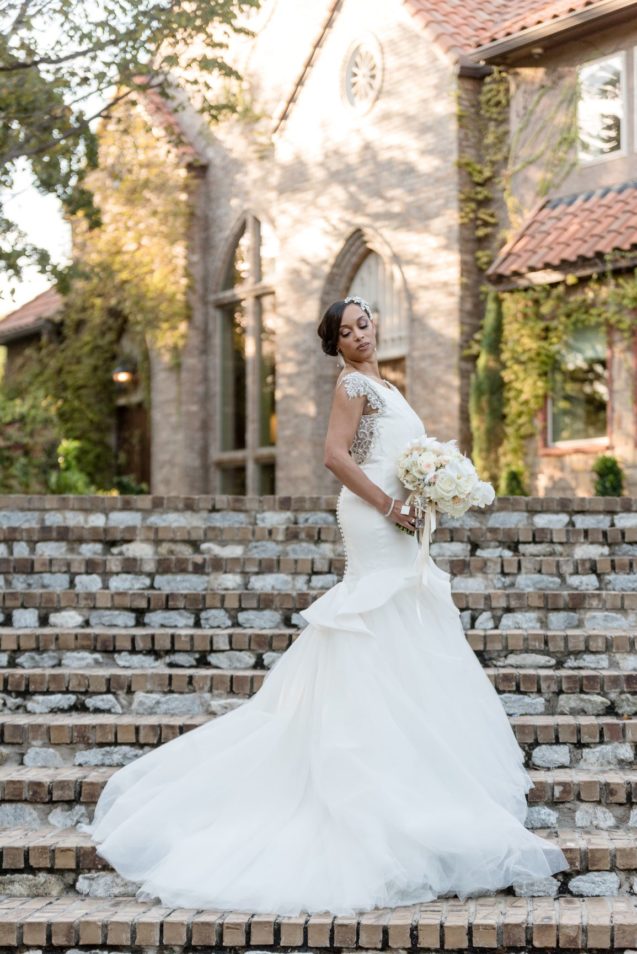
[164,0,478,499]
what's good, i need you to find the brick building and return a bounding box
[4,0,637,496]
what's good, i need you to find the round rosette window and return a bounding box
[343,35,383,114]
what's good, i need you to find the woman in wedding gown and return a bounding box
[79,295,569,915]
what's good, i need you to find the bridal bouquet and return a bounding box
[395,436,495,571]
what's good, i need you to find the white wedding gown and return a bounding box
[80,371,569,915]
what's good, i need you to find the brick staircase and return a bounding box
[1,493,637,951]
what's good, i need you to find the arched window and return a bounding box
[347,249,408,388]
[212,215,277,494]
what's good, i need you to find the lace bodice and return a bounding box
[337,371,392,465]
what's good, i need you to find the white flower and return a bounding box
[432,469,459,500]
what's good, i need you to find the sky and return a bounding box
[0,0,105,320]
[0,162,71,318]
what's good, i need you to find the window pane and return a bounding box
[578,54,623,160]
[219,466,246,494]
[258,220,278,282]
[222,223,251,290]
[549,325,608,442]
[258,296,276,447]
[220,302,247,451]
[257,462,276,494]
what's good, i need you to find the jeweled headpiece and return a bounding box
[343,295,372,320]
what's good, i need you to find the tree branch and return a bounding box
[0,86,138,167]
[5,0,33,40]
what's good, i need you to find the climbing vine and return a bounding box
[460,62,633,493]
[457,64,580,272]
[497,266,637,493]
[457,66,510,272]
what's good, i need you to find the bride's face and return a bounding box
[338,303,376,363]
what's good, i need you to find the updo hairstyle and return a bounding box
[317,296,373,357]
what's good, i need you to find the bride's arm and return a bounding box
[323,385,415,530]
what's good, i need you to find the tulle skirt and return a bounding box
[79,511,569,915]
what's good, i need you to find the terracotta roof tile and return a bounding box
[138,88,204,166]
[403,0,607,57]
[0,287,62,343]
[486,179,637,282]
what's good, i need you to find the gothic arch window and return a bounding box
[212,215,277,494]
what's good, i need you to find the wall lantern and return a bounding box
[111,358,137,388]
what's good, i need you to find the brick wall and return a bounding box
[500,22,637,496]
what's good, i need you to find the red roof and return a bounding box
[137,87,205,166]
[486,179,637,283]
[0,287,62,344]
[403,0,606,57]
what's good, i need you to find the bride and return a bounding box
[79,295,569,915]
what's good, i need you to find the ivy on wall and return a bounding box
[468,289,504,487]
[498,269,636,493]
[457,66,510,273]
[459,61,632,493]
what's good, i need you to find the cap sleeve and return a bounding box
[338,372,385,412]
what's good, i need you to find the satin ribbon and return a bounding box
[404,495,435,630]
[409,495,437,586]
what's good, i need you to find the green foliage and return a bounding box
[113,473,150,495]
[457,64,579,271]
[500,466,528,497]
[0,81,195,492]
[457,66,510,272]
[47,438,95,494]
[468,289,504,486]
[76,104,195,357]
[592,454,624,497]
[0,382,61,492]
[497,272,636,490]
[0,0,259,281]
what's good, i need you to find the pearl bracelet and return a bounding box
[383,496,395,517]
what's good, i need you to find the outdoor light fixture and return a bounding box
[111,358,137,387]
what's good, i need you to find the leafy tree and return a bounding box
[0,0,258,280]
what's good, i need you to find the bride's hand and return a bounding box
[383,497,420,531]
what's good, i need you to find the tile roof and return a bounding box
[137,87,205,166]
[403,0,606,58]
[486,179,637,283]
[0,287,62,344]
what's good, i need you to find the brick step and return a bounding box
[0,827,633,896]
[490,668,637,717]
[0,714,635,769]
[10,551,637,583]
[0,515,339,545]
[1,894,634,951]
[4,626,637,669]
[0,625,297,659]
[3,766,637,830]
[4,589,637,631]
[1,667,637,717]
[0,666,269,711]
[468,628,637,665]
[0,564,340,592]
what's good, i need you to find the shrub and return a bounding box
[592,454,624,496]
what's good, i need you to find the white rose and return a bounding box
[432,469,459,500]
